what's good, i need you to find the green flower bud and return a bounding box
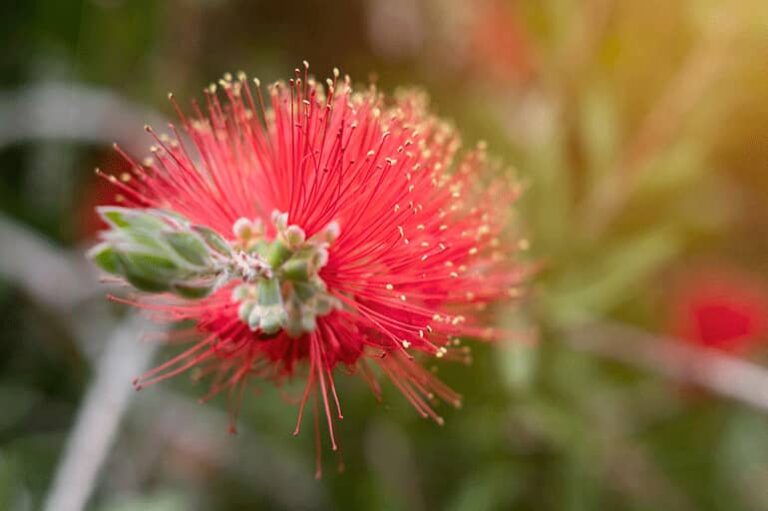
[284,225,306,248]
[258,278,282,306]
[232,217,254,240]
[98,206,167,231]
[115,252,177,293]
[171,281,215,299]
[259,307,286,335]
[88,243,120,275]
[313,247,329,269]
[257,278,286,334]
[192,225,233,257]
[249,239,270,257]
[247,304,262,330]
[301,312,317,332]
[312,220,340,244]
[162,231,211,267]
[282,258,310,281]
[293,282,316,301]
[315,295,337,316]
[266,240,292,268]
[271,210,289,231]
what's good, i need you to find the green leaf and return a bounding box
[293,282,316,301]
[282,258,309,281]
[171,281,214,299]
[117,228,166,252]
[192,225,233,256]
[266,240,292,268]
[115,252,178,293]
[88,243,121,274]
[579,86,620,185]
[120,252,178,274]
[257,278,286,334]
[257,278,282,306]
[121,272,170,293]
[97,206,167,231]
[162,231,210,266]
[150,208,190,227]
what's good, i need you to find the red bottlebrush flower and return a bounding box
[90,63,525,475]
[669,266,768,355]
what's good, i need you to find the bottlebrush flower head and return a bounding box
[89,63,527,475]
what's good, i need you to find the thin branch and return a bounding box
[41,314,158,511]
[0,82,167,155]
[0,214,98,310]
[0,213,154,511]
[564,322,768,412]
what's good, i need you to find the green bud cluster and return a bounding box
[231,211,340,338]
[88,207,235,298]
[89,207,340,338]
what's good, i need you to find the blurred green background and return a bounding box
[2,1,768,509]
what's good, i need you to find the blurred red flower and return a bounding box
[669,266,768,354]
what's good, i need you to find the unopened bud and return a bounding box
[233,217,253,239]
[282,258,310,281]
[316,220,340,244]
[284,225,306,248]
[272,210,289,231]
[162,231,210,267]
[247,304,262,330]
